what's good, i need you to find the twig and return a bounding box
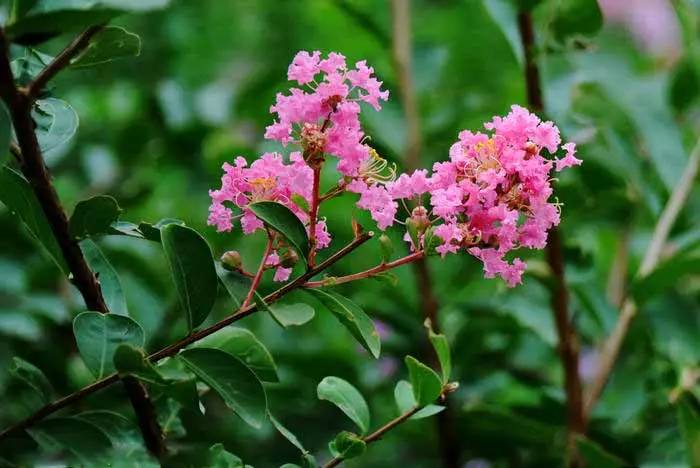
[24,25,104,102]
[584,138,700,415]
[303,251,423,288]
[390,1,460,466]
[0,27,164,459]
[517,9,586,455]
[242,234,273,308]
[0,233,374,441]
[307,166,322,267]
[323,405,422,468]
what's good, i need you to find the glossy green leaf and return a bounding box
[72,311,144,379]
[74,410,140,451]
[307,289,380,358]
[69,195,121,239]
[6,0,170,43]
[550,0,603,42]
[317,376,370,434]
[270,414,307,453]
[575,435,626,467]
[425,320,451,383]
[9,357,53,402]
[27,417,113,463]
[328,431,366,460]
[33,98,78,152]
[483,0,523,65]
[71,26,141,68]
[678,393,700,466]
[217,265,250,308]
[207,443,244,468]
[138,218,185,242]
[113,344,167,385]
[393,380,445,420]
[671,58,700,112]
[80,239,127,315]
[248,201,309,265]
[405,356,442,406]
[195,327,278,382]
[179,348,267,429]
[0,166,67,273]
[161,224,218,332]
[267,302,315,328]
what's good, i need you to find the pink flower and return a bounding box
[348,180,397,230]
[555,142,582,171]
[288,50,321,84]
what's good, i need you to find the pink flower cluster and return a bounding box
[265,51,389,175]
[350,105,581,286]
[209,50,581,287]
[208,152,330,280]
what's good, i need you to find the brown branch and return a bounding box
[517,10,586,459]
[584,139,700,415]
[390,1,460,466]
[24,25,104,102]
[322,405,422,468]
[0,233,374,441]
[0,28,165,460]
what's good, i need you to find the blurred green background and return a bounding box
[2,0,700,466]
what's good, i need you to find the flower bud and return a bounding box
[220,250,242,271]
[410,206,430,231]
[378,234,394,263]
[279,249,299,268]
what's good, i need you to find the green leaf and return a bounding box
[9,357,53,403]
[139,218,185,242]
[6,0,171,44]
[27,417,113,463]
[317,376,370,434]
[207,443,244,468]
[71,26,141,68]
[113,344,167,385]
[678,393,700,466]
[74,410,140,451]
[550,0,603,42]
[671,58,700,112]
[217,265,250,308]
[69,195,121,239]
[270,414,307,454]
[248,201,309,265]
[328,431,366,460]
[575,435,626,467]
[405,356,442,406]
[80,239,127,315]
[306,289,380,358]
[0,102,10,163]
[178,348,267,429]
[267,302,316,328]
[195,327,278,382]
[33,98,78,152]
[72,311,144,379]
[0,166,67,273]
[161,224,218,332]
[393,380,445,420]
[425,320,451,383]
[483,0,523,66]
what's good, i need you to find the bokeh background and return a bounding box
[2,0,700,466]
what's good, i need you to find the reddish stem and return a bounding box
[242,235,274,308]
[303,251,424,288]
[307,166,322,267]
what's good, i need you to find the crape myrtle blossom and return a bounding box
[209,50,581,288]
[265,50,389,175]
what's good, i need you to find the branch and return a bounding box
[303,251,423,288]
[24,25,104,102]
[584,138,700,415]
[0,27,165,459]
[517,9,586,453]
[0,233,374,441]
[307,166,322,267]
[241,234,273,308]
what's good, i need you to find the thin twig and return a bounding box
[584,138,700,415]
[307,166,322,267]
[0,27,164,459]
[24,25,104,102]
[0,233,374,441]
[242,234,273,308]
[390,1,460,466]
[517,10,586,456]
[303,251,423,288]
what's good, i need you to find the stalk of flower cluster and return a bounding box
[307,166,322,267]
[242,233,274,308]
[0,27,166,459]
[516,9,586,457]
[0,233,374,442]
